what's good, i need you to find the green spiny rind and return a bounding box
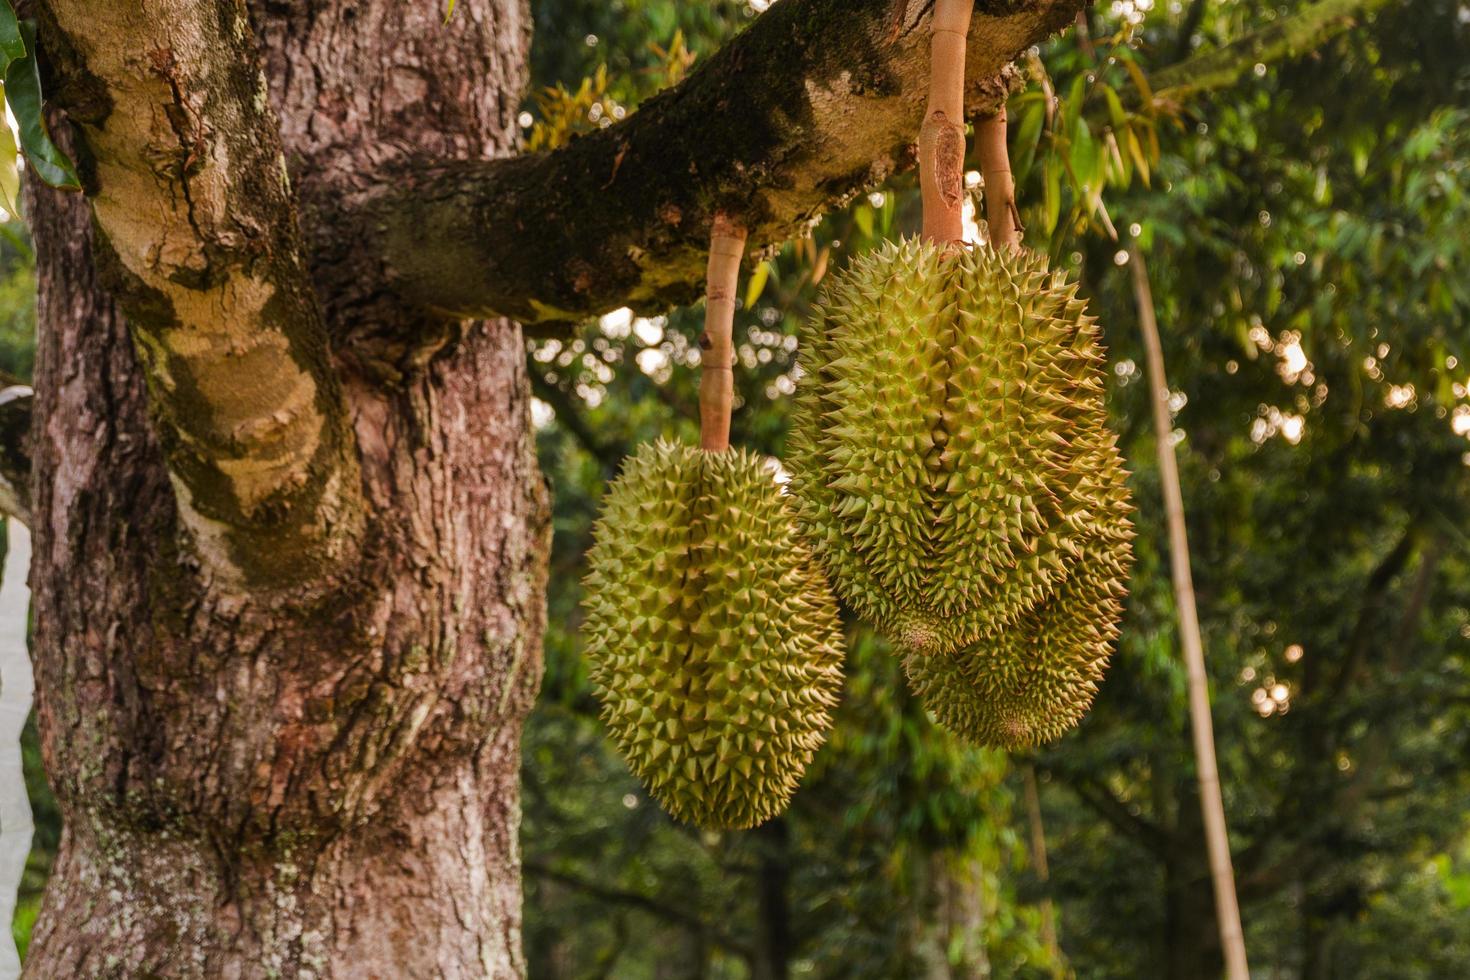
[904,530,1133,749]
[789,239,1134,743]
[582,441,845,829]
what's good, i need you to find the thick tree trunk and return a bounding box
[24,0,547,974]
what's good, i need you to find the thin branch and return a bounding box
[1149,0,1391,103]
[1021,764,1064,975]
[523,860,752,959]
[1333,541,1443,817]
[1059,770,1171,853]
[1319,527,1417,704]
[1169,0,1210,63]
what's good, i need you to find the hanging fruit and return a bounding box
[582,219,845,829]
[787,0,1133,747]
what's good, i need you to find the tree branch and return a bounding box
[38,0,363,586]
[1149,0,1390,103]
[527,371,627,475]
[369,0,1084,331]
[524,860,753,959]
[1055,770,1171,854]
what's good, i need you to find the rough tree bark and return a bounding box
[25,0,547,974]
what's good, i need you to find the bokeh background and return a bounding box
[4,0,1469,976]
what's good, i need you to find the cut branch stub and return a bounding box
[699,218,748,453]
[920,0,975,245]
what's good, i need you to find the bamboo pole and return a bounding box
[698,216,748,452]
[1128,241,1250,980]
[919,0,974,244]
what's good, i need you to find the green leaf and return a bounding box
[0,2,22,66]
[0,103,18,215]
[1070,116,1101,204]
[3,19,80,190]
[1123,57,1154,113]
[1011,99,1045,187]
[1059,73,1086,142]
[1042,159,1061,237]
[1126,125,1151,188]
[1103,83,1127,136]
[743,260,771,310]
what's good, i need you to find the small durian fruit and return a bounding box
[582,440,845,830]
[788,238,1134,661]
[904,526,1133,748]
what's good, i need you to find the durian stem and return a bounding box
[699,216,748,452]
[1129,241,1250,980]
[977,108,1022,249]
[919,0,974,245]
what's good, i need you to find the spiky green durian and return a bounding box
[903,532,1131,748]
[582,440,845,830]
[788,238,1133,658]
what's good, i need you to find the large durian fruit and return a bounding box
[787,237,1133,744]
[582,440,845,829]
[903,536,1128,748]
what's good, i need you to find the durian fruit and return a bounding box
[903,532,1131,749]
[787,237,1133,743]
[582,439,845,829]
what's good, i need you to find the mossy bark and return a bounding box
[369,0,1081,330]
[24,0,548,974]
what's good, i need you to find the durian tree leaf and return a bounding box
[1121,55,1154,115]
[0,104,18,217]
[1070,115,1101,200]
[3,19,80,191]
[0,2,22,66]
[1043,160,1062,237]
[1059,72,1086,145]
[1012,98,1045,187]
[1127,125,1151,187]
[744,259,771,310]
[1103,83,1128,137]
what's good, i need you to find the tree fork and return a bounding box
[24,0,551,973]
[38,0,364,588]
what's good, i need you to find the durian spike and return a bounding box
[977,108,1022,249]
[699,215,748,452]
[919,0,974,245]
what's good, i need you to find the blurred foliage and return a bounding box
[521,0,1470,977]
